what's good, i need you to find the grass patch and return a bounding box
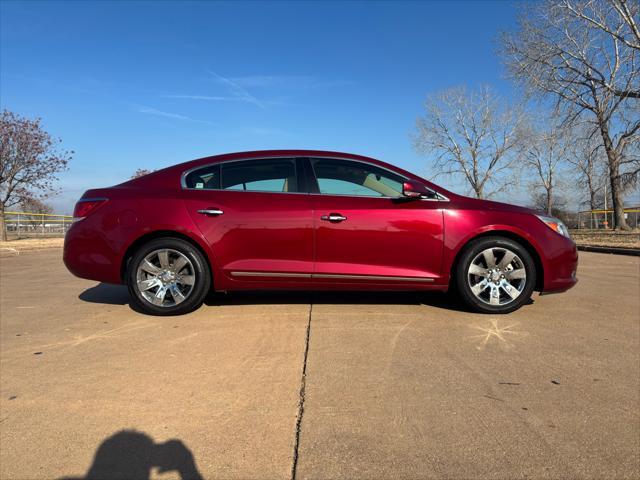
[570,230,640,249]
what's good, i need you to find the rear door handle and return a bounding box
[320,213,347,222]
[197,208,224,216]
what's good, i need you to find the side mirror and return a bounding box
[402,181,432,199]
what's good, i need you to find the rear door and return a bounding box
[308,157,445,285]
[182,157,313,286]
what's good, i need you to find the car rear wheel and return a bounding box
[127,238,211,316]
[455,236,536,314]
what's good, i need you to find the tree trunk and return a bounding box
[546,186,553,215]
[598,120,629,230]
[588,178,597,211]
[610,172,628,231]
[0,203,7,242]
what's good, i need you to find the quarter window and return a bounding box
[184,165,220,190]
[311,158,405,197]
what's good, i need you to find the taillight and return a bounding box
[73,198,108,222]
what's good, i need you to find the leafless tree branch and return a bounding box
[413,86,527,198]
[500,0,640,229]
[0,110,71,241]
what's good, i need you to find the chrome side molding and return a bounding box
[230,271,312,278]
[230,271,434,282]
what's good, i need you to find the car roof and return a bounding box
[187,149,382,164]
[122,149,454,197]
[180,149,425,177]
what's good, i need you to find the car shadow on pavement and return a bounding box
[79,283,130,305]
[204,290,472,312]
[78,283,476,313]
[59,430,203,480]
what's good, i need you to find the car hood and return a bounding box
[455,196,541,216]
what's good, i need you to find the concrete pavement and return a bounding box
[0,249,638,479]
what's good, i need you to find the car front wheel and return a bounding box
[455,236,537,314]
[127,238,211,316]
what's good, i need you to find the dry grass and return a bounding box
[0,237,64,256]
[1,231,638,257]
[570,230,640,249]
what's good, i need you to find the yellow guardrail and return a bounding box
[4,211,73,218]
[588,209,640,214]
[2,211,73,237]
[2,219,70,222]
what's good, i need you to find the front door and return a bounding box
[182,157,313,287]
[308,157,444,285]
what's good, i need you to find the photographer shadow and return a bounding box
[59,430,203,480]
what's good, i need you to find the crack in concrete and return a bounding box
[290,300,312,480]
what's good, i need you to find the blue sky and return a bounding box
[1,1,519,213]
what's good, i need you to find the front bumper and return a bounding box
[541,238,579,293]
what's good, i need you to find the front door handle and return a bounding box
[320,213,347,222]
[197,208,224,216]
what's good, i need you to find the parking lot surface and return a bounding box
[0,249,638,479]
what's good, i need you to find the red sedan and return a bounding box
[64,150,578,315]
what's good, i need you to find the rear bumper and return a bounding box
[63,221,123,284]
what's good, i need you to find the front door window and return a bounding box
[311,158,404,197]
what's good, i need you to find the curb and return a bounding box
[577,245,640,256]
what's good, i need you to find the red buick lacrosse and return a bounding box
[64,150,578,315]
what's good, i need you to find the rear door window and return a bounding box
[222,159,298,193]
[183,158,298,193]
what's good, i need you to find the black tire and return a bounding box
[126,237,211,316]
[455,236,536,314]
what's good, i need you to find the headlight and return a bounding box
[536,215,571,238]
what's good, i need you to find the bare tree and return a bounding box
[563,0,640,70]
[0,111,71,241]
[501,0,640,229]
[524,119,571,215]
[531,191,570,221]
[19,197,54,231]
[19,196,53,213]
[413,86,527,198]
[567,128,609,210]
[131,168,154,179]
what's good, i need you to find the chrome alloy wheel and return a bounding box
[135,249,196,307]
[467,247,527,306]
